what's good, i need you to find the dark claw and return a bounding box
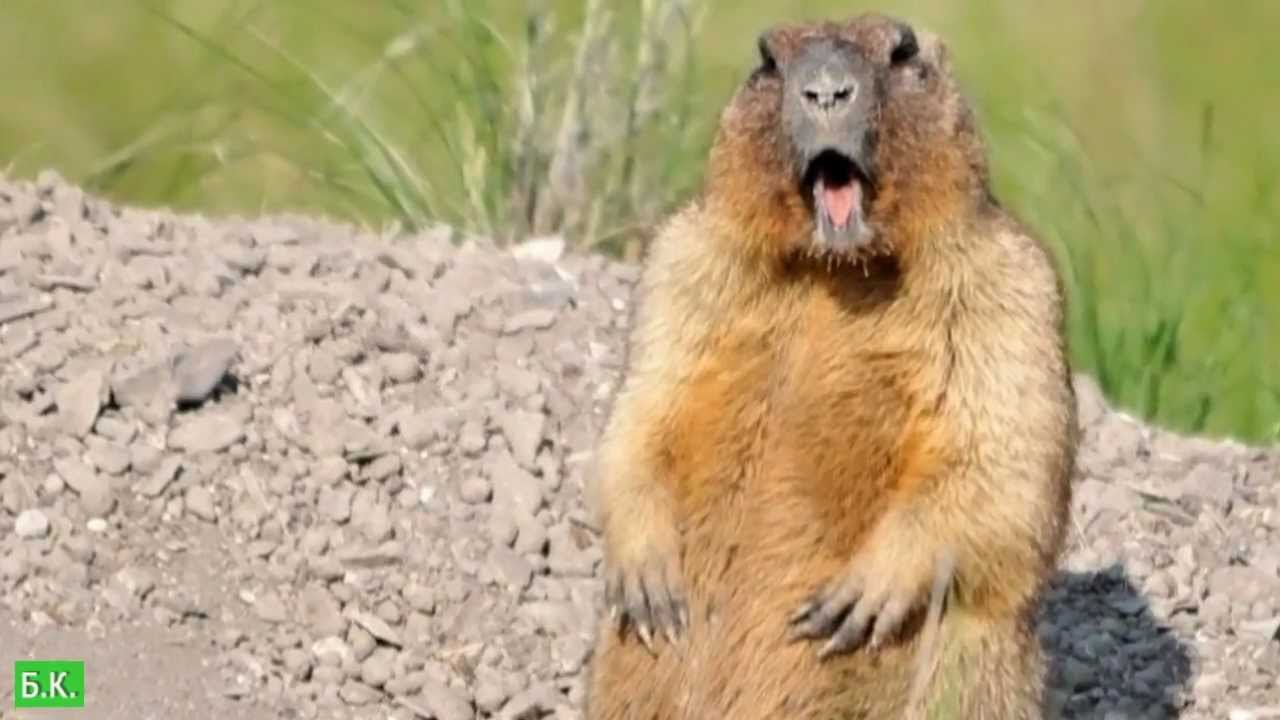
[672,594,689,638]
[623,575,654,649]
[819,603,873,658]
[869,597,910,649]
[646,573,676,643]
[605,571,624,628]
[637,623,655,653]
[789,604,845,642]
[667,574,686,624]
[604,561,688,652]
[788,582,861,644]
[788,598,819,625]
[656,589,683,645]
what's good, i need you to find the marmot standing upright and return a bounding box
[586,13,1076,720]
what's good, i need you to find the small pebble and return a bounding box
[185,486,218,522]
[15,509,50,539]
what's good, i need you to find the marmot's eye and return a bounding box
[890,26,919,65]
[757,33,778,72]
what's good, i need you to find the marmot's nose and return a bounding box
[802,75,857,114]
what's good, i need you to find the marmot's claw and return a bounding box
[787,587,855,644]
[637,623,656,653]
[790,549,934,660]
[605,555,687,653]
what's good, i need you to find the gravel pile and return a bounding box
[0,172,1276,719]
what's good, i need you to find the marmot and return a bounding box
[585,13,1077,720]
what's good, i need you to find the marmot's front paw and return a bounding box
[603,517,688,654]
[788,519,954,659]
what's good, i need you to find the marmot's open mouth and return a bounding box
[802,150,875,257]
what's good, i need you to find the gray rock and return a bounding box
[385,671,426,699]
[309,557,345,582]
[14,509,50,539]
[313,665,345,686]
[114,566,157,600]
[547,523,597,577]
[364,453,402,483]
[348,625,377,662]
[319,484,355,523]
[111,363,176,419]
[310,456,349,486]
[56,369,108,438]
[336,541,406,569]
[1178,461,1235,510]
[381,353,422,384]
[87,441,131,476]
[458,421,488,456]
[459,476,493,505]
[489,511,519,547]
[129,442,165,474]
[413,679,474,720]
[375,599,403,627]
[55,457,115,517]
[185,486,218,522]
[173,338,238,404]
[300,586,348,637]
[93,415,138,444]
[357,504,393,543]
[312,636,355,667]
[0,293,53,326]
[398,411,445,450]
[519,601,582,637]
[136,456,183,498]
[308,349,342,385]
[254,591,289,624]
[500,683,561,720]
[168,413,245,453]
[402,583,437,615]
[503,309,558,334]
[360,649,396,689]
[495,366,542,399]
[473,670,510,714]
[1058,656,1096,691]
[513,514,549,555]
[0,553,28,584]
[499,409,546,469]
[488,545,534,591]
[1073,477,1138,518]
[348,609,404,647]
[1239,617,1280,643]
[1209,566,1280,607]
[281,648,312,680]
[487,453,543,517]
[339,680,380,706]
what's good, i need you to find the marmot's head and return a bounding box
[705,14,990,266]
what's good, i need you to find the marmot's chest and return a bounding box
[663,293,934,513]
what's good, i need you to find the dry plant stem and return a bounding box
[535,0,611,237]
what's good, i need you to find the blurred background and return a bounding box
[1,0,1277,441]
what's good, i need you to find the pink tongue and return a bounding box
[822,183,858,229]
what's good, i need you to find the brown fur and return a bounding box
[585,13,1077,720]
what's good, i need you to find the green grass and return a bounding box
[1,0,1277,442]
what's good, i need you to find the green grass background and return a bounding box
[1,0,1277,441]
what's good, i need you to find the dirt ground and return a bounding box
[0,172,1277,719]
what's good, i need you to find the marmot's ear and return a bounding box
[757,31,778,71]
[756,26,800,69]
[890,23,919,65]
